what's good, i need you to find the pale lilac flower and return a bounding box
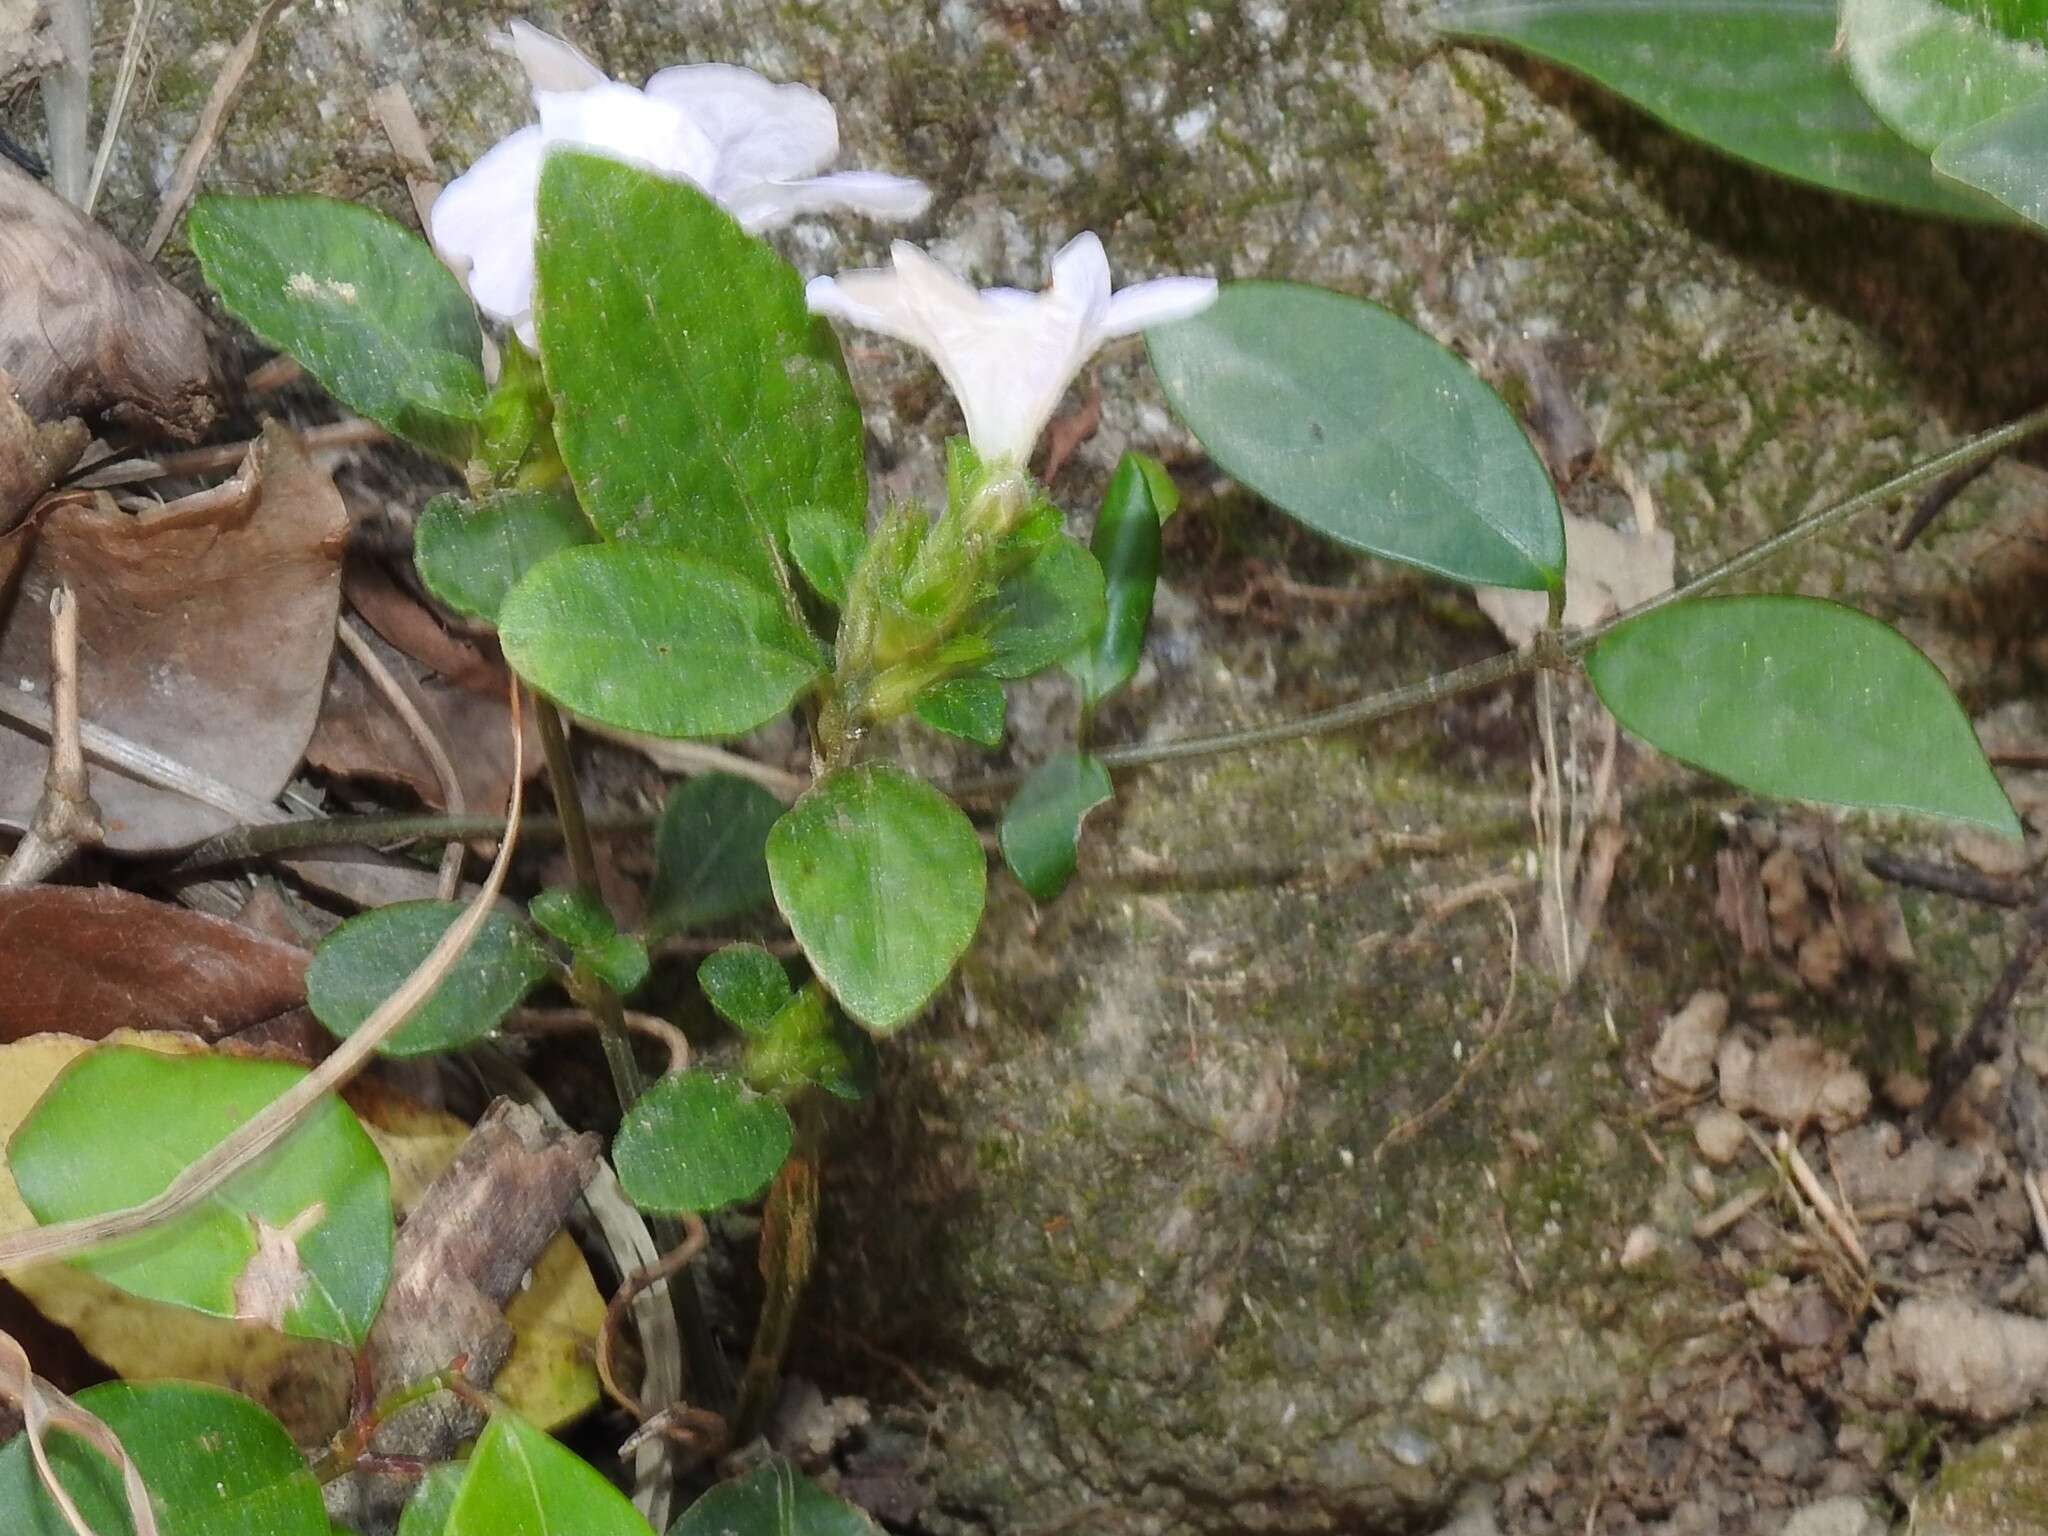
[805,234,1218,465]
[430,21,930,346]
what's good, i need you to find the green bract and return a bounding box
[648,773,787,936]
[700,944,796,1033]
[914,674,1007,747]
[1066,454,1167,710]
[788,508,868,609]
[0,1382,327,1536]
[533,152,867,588]
[188,195,488,459]
[979,534,1109,679]
[1587,595,2021,838]
[767,763,987,1033]
[10,1048,392,1347]
[669,1460,879,1536]
[448,1412,654,1536]
[1149,282,1566,592]
[1000,752,1115,902]
[307,901,552,1057]
[415,488,594,626]
[613,1071,795,1214]
[743,983,880,1102]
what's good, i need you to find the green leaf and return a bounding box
[980,534,1108,680]
[530,886,616,949]
[534,152,868,588]
[1586,595,2021,837]
[1066,455,1166,708]
[1841,0,2048,152]
[415,488,594,626]
[1437,0,2004,219]
[648,773,787,936]
[699,944,795,1033]
[399,1463,467,1536]
[1934,86,2048,225]
[448,1412,653,1536]
[999,752,1114,902]
[307,901,552,1057]
[583,933,651,996]
[10,1048,392,1347]
[188,196,488,459]
[913,674,1007,747]
[669,1459,879,1536]
[500,545,825,740]
[0,1381,328,1536]
[1149,282,1566,592]
[789,507,867,608]
[743,984,879,1103]
[612,1071,795,1214]
[767,763,987,1033]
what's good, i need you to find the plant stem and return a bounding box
[734,1120,821,1441]
[172,807,653,867]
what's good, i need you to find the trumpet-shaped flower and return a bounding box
[430,21,930,346]
[805,233,1217,466]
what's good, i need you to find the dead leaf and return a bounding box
[0,370,86,529]
[1476,510,1675,649]
[0,161,220,440]
[0,422,347,851]
[0,885,309,1043]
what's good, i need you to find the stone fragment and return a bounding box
[1694,1107,1748,1166]
[1777,1496,1886,1536]
[1718,1033,1870,1133]
[1864,1299,2048,1421]
[1651,990,1728,1092]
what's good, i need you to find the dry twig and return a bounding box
[82,0,164,214]
[143,0,292,258]
[0,586,102,886]
[0,1330,158,1536]
[508,1007,691,1077]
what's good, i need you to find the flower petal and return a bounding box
[728,170,932,232]
[1048,232,1114,337]
[503,20,608,95]
[643,63,839,190]
[536,81,717,186]
[1101,275,1219,338]
[429,124,544,329]
[805,269,930,349]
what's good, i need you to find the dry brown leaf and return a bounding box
[0,371,86,529]
[0,885,308,1043]
[0,162,219,440]
[0,422,347,851]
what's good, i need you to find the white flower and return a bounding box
[804,233,1218,465]
[430,21,931,347]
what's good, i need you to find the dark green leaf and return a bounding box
[648,773,787,936]
[415,488,594,626]
[0,1381,327,1536]
[1066,454,1166,708]
[767,763,986,1033]
[11,1048,391,1347]
[530,886,615,949]
[613,1071,794,1214]
[307,901,551,1057]
[534,153,867,588]
[788,508,867,608]
[668,1459,878,1536]
[188,196,488,458]
[1587,595,2020,837]
[448,1412,653,1536]
[913,675,1007,747]
[1841,0,2048,151]
[1438,0,2004,219]
[699,944,795,1033]
[980,534,1108,680]
[743,984,879,1103]
[398,1463,466,1536]
[501,545,824,740]
[1149,282,1566,592]
[583,933,651,996]
[999,752,1114,902]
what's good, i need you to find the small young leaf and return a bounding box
[399,1463,466,1536]
[415,488,594,626]
[1438,0,2004,219]
[913,674,1007,747]
[499,545,825,740]
[669,1459,879,1536]
[612,1071,795,1214]
[10,1048,392,1348]
[0,1381,328,1536]
[1150,282,1565,592]
[534,153,867,589]
[583,933,651,997]
[788,508,867,608]
[1934,85,2048,227]
[767,763,987,1033]
[1066,454,1166,708]
[1840,0,2048,152]
[999,752,1114,902]
[743,984,879,1103]
[647,773,787,935]
[530,886,616,949]
[1587,595,2021,838]
[307,901,552,1057]
[448,1412,654,1536]
[980,534,1108,680]
[188,196,488,459]
[699,944,795,1033]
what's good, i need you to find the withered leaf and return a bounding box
[0,161,220,439]
[0,885,308,1042]
[0,369,86,529]
[0,422,348,850]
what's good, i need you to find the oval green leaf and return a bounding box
[500,545,825,740]
[1066,454,1166,709]
[669,1460,878,1536]
[1000,752,1115,902]
[1935,87,2048,226]
[189,195,488,460]
[767,763,987,1033]
[1587,595,2020,837]
[1841,0,2048,151]
[980,534,1108,680]
[1149,282,1565,592]
[307,900,552,1057]
[612,1071,795,1214]
[415,488,594,625]
[0,1381,328,1536]
[10,1048,392,1347]
[788,507,867,609]
[913,674,1007,748]
[699,944,795,1034]
[1438,0,2004,219]
[647,773,787,936]
[534,153,868,588]
[448,1412,654,1536]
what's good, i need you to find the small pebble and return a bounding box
[1651,990,1728,1092]
[1619,1224,1661,1270]
[1694,1107,1748,1166]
